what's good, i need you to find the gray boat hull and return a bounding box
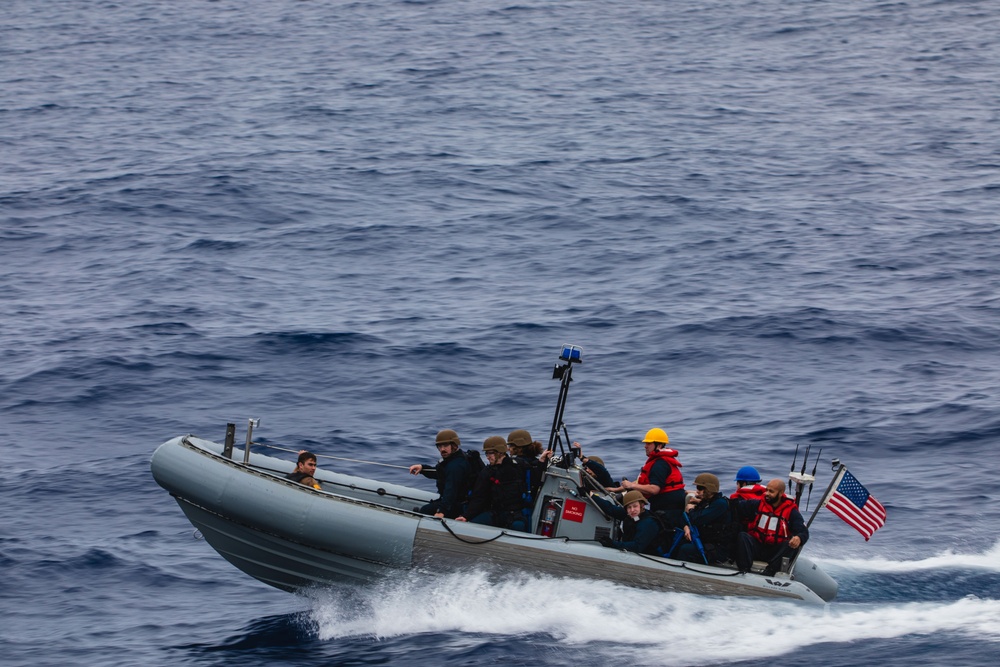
[151,435,837,603]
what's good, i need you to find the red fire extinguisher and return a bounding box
[539,498,560,537]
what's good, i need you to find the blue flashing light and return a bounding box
[560,344,583,363]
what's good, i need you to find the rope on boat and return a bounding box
[440,519,509,544]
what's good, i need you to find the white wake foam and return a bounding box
[305,567,1000,665]
[816,539,1000,573]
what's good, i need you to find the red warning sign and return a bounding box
[562,498,587,523]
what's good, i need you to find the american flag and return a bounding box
[824,467,886,541]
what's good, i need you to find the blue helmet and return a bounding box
[735,466,761,483]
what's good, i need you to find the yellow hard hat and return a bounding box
[642,428,669,444]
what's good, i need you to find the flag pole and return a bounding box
[806,463,844,529]
[785,462,843,576]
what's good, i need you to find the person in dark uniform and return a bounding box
[506,428,550,509]
[591,489,661,554]
[286,451,321,490]
[408,429,473,519]
[457,436,531,532]
[582,455,615,488]
[673,473,731,564]
[569,441,615,488]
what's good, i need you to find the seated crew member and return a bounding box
[609,427,686,513]
[408,429,472,519]
[730,466,766,502]
[729,465,767,538]
[672,473,731,564]
[286,450,321,490]
[735,478,809,576]
[570,441,615,488]
[457,436,531,532]
[591,490,661,554]
[583,455,615,489]
[506,428,550,507]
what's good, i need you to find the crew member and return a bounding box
[730,465,767,536]
[610,427,686,513]
[457,436,531,531]
[735,478,809,576]
[673,473,731,564]
[583,455,615,488]
[730,466,766,502]
[286,451,321,490]
[408,429,472,519]
[570,441,615,488]
[591,490,660,554]
[506,428,550,506]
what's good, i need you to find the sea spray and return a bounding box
[303,567,1000,665]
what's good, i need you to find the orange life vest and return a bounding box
[636,448,684,497]
[730,484,766,501]
[749,496,796,545]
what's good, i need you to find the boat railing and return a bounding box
[205,425,434,509]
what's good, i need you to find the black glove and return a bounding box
[598,536,613,547]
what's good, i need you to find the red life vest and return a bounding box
[730,485,765,501]
[749,496,796,545]
[636,448,684,497]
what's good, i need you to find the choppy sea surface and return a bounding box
[3,0,1000,664]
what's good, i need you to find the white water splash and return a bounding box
[305,564,1000,666]
[816,539,1000,573]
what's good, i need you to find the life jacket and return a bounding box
[730,485,766,501]
[285,471,320,490]
[749,496,797,545]
[636,448,684,496]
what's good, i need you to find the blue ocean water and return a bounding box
[3,0,1000,664]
